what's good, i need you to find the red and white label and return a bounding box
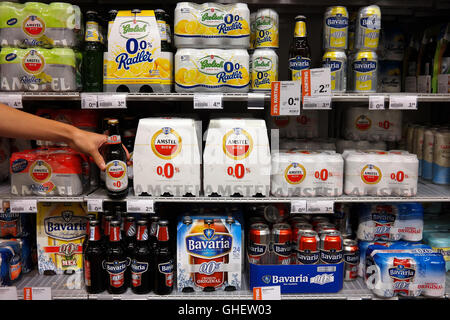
[223,128,253,160]
[30,160,51,183]
[361,164,382,184]
[22,50,45,74]
[23,15,45,37]
[355,115,372,131]
[106,160,128,191]
[284,163,306,185]
[151,128,182,160]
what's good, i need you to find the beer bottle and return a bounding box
[102,215,113,248]
[82,11,104,92]
[82,214,97,254]
[148,215,160,250]
[155,9,170,52]
[123,216,136,287]
[105,220,129,294]
[288,15,311,83]
[154,220,174,295]
[122,116,136,184]
[105,119,129,199]
[84,220,106,294]
[131,220,153,294]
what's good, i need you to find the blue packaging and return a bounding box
[356,203,423,241]
[0,245,21,286]
[426,232,450,271]
[0,237,33,273]
[249,262,344,294]
[0,209,32,238]
[366,248,446,298]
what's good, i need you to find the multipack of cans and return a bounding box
[343,150,419,197]
[10,147,89,196]
[343,106,403,142]
[270,150,344,197]
[356,203,424,242]
[267,111,321,140]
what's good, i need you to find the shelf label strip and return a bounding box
[126,199,154,213]
[10,199,37,213]
[193,93,223,109]
[0,93,23,109]
[389,95,417,110]
[23,287,52,300]
[369,95,385,110]
[87,199,103,212]
[0,287,17,300]
[291,200,334,214]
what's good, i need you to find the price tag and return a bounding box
[389,95,417,110]
[81,93,99,109]
[438,74,450,93]
[97,94,127,109]
[369,95,385,110]
[0,93,23,109]
[87,199,103,212]
[193,94,223,109]
[23,287,52,300]
[306,200,334,214]
[291,200,307,214]
[0,287,18,300]
[270,81,301,116]
[302,95,332,110]
[302,68,332,97]
[10,199,37,213]
[127,199,154,213]
[253,286,281,300]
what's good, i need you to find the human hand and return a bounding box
[67,128,108,171]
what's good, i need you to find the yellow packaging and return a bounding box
[104,10,172,92]
[37,202,88,275]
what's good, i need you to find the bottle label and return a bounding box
[294,21,306,38]
[85,21,101,42]
[84,260,91,286]
[131,260,149,287]
[158,260,174,287]
[106,160,128,192]
[104,259,128,288]
[289,56,311,81]
[107,135,121,144]
[157,20,168,41]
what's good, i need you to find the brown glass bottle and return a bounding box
[288,15,311,83]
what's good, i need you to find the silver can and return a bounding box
[433,129,450,185]
[343,239,359,281]
[423,127,439,180]
[251,48,278,92]
[323,6,349,50]
[406,124,418,153]
[348,50,378,93]
[412,125,426,176]
[322,49,347,92]
[355,5,381,50]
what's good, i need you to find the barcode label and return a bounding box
[97,94,127,109]
[389,95,417,110]
[10,200,37,213]
[0,94,23,109]
[196,102,208,107]
[99,102,113,107]
[126,199,154,213]
[193,94,223,109]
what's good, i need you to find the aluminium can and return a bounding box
[343,239,359,280]
[323,6,349,50]
[319,230,343,264]
[296,229,320,265]
[251,48,278,92]
[348,50,378,93]
[355,5,381,50]
[271,223,292,265]
[254,8,279,48]
[248,223,270,265]
[322,49,347,92]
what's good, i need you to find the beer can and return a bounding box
[323,6,349,50]
[254,8,279,48]
[315,222,337,233]
[322,50,347,92]
[288,216,310,227]
[248,223,270,265]
[291,222,314,244]
[412,125,426,176]
[423,127,439,180]
[296,230,320,265]
[319,230,343,264]
[406,124,418,153]
[271,223,292,265]
[251,48,278,92]
[349,50,378,93]
[355,5,381,50]
[343,239,359,280]
[310,216,330,229]
[432,129,450,185]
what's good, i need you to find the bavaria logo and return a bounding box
[360,16,380,29]
[11,158,28,173]
[353,59,377,73]
[131,260,149,274]
[158,261,173,274]
[289,56,311,71]
[248,243,267,256]
[388,264,415,280]
[203,228,215,239]
[186,233,232,259]
[104,260,128,274]
[262,275,271,284]
[44,214,87,241]
[324,59,342,72]
[371,212,397,223]
[326,16,348,28]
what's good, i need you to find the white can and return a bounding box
[355,5,381,50]
[251,48,278,91]
[254,8,279,48]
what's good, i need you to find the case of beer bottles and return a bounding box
[103,9,172,93]
[176,214,243,292]
[36,202,88,275]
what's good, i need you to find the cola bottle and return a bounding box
[104,220,129,294]
[83,220,106,294]
[105,119,129,199]
[154,220,174,295]
[131,220,153,294]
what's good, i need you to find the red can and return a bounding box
[248,223,270,265]
[296,230,320,265]
[291,222,313,261]
[271,223,292,265]
[343,239,359,281]
[319,230,343,264]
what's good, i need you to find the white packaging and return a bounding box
[133,117,201,196]
[343,107,402,142]
[343,150,418,196]
[174,48,250,92]
[203,118,271,197]
[271,150,343,197]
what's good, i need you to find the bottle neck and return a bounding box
[136,225,148,242]
[109,226,121,242]
[156,226,169,242]
[108,125,121,144]
[89,225,102,241]
[124,220,136,238]
[294,21,307,38]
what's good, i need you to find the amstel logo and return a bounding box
[151,127,182,160]
[223,128,253,160]
[106,160,127,180]
[22,15,45,37]
[355,115,371,131]
[30,160,52,183]
[360,164,382,184]
[284,162,306,185]
[22,50,45,75]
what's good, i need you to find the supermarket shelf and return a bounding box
[12,270,449,300]
[14,92,450,103]
[86,180,450,204]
